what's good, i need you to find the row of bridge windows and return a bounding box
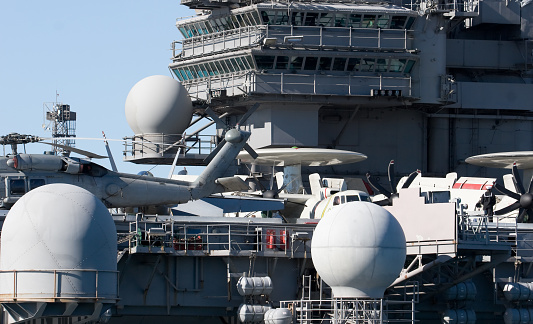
[178,10,415,39]
[172,55,415,81]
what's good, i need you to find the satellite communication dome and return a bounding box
[311,202,406,298]
[0,184,118,300]
[125,75,193,135]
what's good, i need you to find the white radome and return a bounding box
[0,183,117,299]
[125,75,193,135]
[311,202,406,298]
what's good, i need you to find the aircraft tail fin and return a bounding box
[309,173,322,198]
[189,129,252,199]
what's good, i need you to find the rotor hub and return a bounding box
[520,193,533,209]
[225,129,243,143]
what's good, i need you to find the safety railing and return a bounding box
[172,24,413,59]
[123,133,218,160]
[458,210,518,246]
[280,298,415,323]
[127,219,314,257]
[182,71,413,101]
[173,25,266,58]
[0,269,119,301]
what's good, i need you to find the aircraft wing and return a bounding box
[215,176,250,192]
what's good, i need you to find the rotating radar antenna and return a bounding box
[42,92,76,156]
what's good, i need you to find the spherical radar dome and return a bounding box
[311,202,406,298]
[0,183,117,300]
[125,75,193,135]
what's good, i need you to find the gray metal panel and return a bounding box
[472,0,521,25]
[447,39,527,69]
[455,82,533,110]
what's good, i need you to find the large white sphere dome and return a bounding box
[311,202,406,298]
[0,183,117,300]
[125,75,193,135]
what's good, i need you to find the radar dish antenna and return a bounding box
[42,92,76,156]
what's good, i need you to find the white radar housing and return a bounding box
[311,202,406,298]
[125,75,193,135]
[0,184,118,301]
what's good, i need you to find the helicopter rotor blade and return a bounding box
[204,107,228,129]
[512,163,526,194]
[237,103,260,127]
[102,131,118,171]
[40,142,108,159]
[388,160,397,194]
[494,201,521,216]
[366,173,392,198]
[517,208,527,223]
[203,139,226,164]
[243,143,258,160]
[402,170,420,189]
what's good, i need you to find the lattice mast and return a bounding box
[42,93,76,156]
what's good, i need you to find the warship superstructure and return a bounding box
[3,0,533,323]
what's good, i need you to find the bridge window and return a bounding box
[332,58,347,71]
[305,12,319,26]
[304,57,318,70]
[390,16,407,29]
[349,14,362,27]
[405,60,415,73]
[359,58,376,72]
[256,55,275,69]
[276,56,289,69]
[376,15,390,28]
[376,58,389,72]
[290,56,304,70]
[318,12,333,27]
[347,58,360,71]
[334,14,347,27]
[361,15,376,28]
[291,12,305,26]
[261,10,276,24]
[318,57,332,71]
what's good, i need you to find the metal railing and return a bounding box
[173,24,412,59]
[280,298,415,323]
[123,133,218,160]
[0,269,119,301]
[127,219,314,257]
[182,71,413,101]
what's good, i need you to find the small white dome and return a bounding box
[0,184,117,300]
[125,75,193,135]
[311,202,406,298]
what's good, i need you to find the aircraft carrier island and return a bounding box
[3,0,533,322]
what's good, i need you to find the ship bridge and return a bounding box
[171,2,419,105]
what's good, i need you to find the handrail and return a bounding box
[0,268,119,301]
[128,220,314,256]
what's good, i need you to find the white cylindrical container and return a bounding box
[503,308,521,324]
[456,282,467,300]
[464,281,477,301]
[0,184,117,301]
[442,309,457,324]
[503,283,521,301]
[264,308,292,324]
[465,309,476,324]
[237,276,274,296]
[238,304,272,323]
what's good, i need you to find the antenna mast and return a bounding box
[42,92,77,156]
